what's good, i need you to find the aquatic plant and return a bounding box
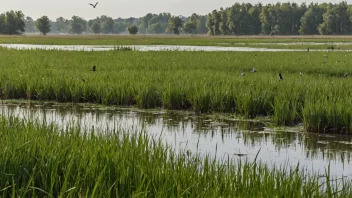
[0,115,350,197]
[1,48,352,133]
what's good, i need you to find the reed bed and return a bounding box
[1,47,352,133]
[0,115,350,197]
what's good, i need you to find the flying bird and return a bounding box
[89,2,99,8]
[278,73,283,80]
[91,65,96,72]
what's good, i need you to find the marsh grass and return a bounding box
[1,47,352,133]
[0,115,351,197]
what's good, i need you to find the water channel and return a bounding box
[2,101,352,179]
[0,44,311,52]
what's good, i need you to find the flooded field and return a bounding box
[3,101,352,179]
[1,43,350,52]
[0,44,305,51]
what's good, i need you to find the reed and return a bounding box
[0,115,350,197]
[1,47,352,133]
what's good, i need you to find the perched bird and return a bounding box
[89,2,99,8]
[91,65,96,72]
[251,68,256,73]
[240,72,245,76]
[278,73,283,80]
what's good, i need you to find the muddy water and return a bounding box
[2,101,352,179]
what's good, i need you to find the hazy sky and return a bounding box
[0,0,347,20]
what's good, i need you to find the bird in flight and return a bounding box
[89,2,99,8]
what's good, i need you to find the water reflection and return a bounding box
[1,101,352,178]
[0,44,303,52]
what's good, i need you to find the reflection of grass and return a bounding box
[2,35,352,49]
[2,48,352,133]
[1,115,351,197]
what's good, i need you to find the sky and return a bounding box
[0,0,347,20]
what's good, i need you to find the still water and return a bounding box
[0,44,304,52]
[1,101,352,179]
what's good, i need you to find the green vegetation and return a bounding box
[0,47,352,133]
[0,115,350,197]
[127,25,138,35]
[35,16,51,35]
[0,10,25,35]
[4,2,352,36]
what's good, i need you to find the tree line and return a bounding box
[2,1,352,36]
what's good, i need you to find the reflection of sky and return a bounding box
[2,102,352,179]
[0,44,305,52]
[1,44,352,52]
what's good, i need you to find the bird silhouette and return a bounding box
[278,73,283,80]
[91,65,96,72]
[89,2,99,8]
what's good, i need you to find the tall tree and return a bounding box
[70,16,86,34]
[2,11,25,35]
[56,17,69,33]
[36,16,51,35]
[318,4,336,35]
[166,16,183,35]
[24,17,36,33]
[299,3,324,35]
[149,22,164,34]
[92,22,101,34]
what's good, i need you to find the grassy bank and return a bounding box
[1,35,352,49]
[0,48,352,133]
[0,115,350,197]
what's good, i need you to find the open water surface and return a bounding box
[1,101,352,179]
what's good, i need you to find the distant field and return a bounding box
[0,47,352,133]
[1,34,352,49]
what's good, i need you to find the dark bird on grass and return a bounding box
[82,79,86,83]
[89,2,99,8]
[251,68,256,73]
[91,65,96,72]
[278,73,283,80]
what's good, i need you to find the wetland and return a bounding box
[2,36,352,196]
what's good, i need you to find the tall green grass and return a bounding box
[0,115,350,197]
[1,47,352,133]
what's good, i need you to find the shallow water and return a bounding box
[0,43,349,52]
[1,101,352,179]
[0,44,305,52]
